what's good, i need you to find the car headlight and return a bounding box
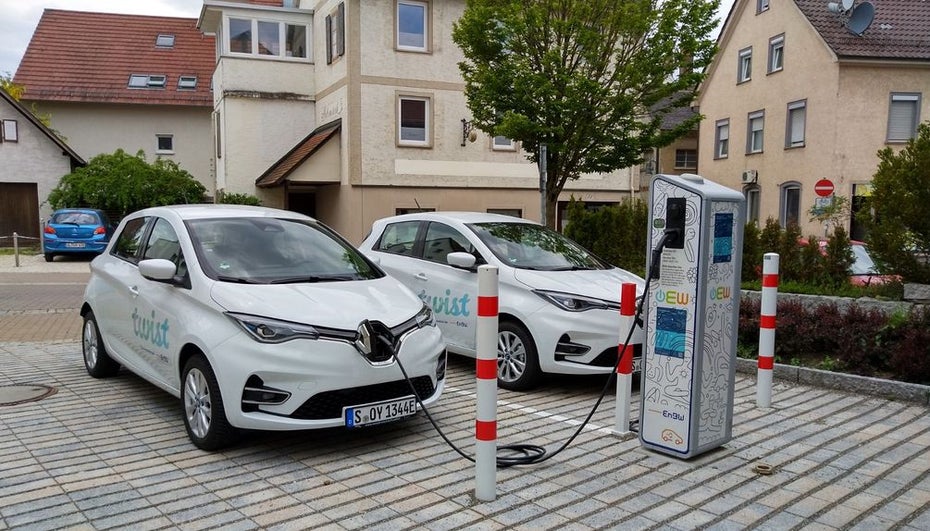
[414,304,436,328]
[226,312,320,343]
[533,290,617,312]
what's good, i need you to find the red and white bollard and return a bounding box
[613,282,637,435]
[475,265,498,501]
[757,253,779,408]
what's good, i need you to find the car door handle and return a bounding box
[414,273,428,281]
[129,285,140,298]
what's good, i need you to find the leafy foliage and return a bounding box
[1,71,55,130]
[48,149,206,218]
[217,192,262,206]
[863,122,930,283]
[452,0,719,227]
[563,197,648,277]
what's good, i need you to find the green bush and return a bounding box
[217,191,262,206]
[563,197,648,277]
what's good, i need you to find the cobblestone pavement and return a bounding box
[2,341,930,530]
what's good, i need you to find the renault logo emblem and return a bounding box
[355,321,374,355]
[354,320,396,364]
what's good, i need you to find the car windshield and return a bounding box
[468,222,609,270]
[851,244,879,275]
[51,211,100,225]
[186,217,382,283]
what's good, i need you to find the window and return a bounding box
[228,17,310,60]
[488,209,522,218]
[143,218,188,284]
[128,74,148,88]
[325,3,345,64]
[780,182,801,228]
[768,34,784,73]
[786,100,806,148]
[214,112,222,159]
[258,21,280,55]
[747,110,764,154]
[714,119,729,159]
[286,24,307,58]
[398,96,430,146]
[397,1,428,52]
[178,76,197,90]
[744,185,761,224]
[887,92,921,142]
[757,0,770,13]
[423,223,473,263]
[147,75,166,87]
[1,120,18,143]
[675,149,697,169]
[156,134,174,154]
[492,136,515,151]
[130,74,167,88]
[395,207,434,215]
[155,34,175,48]
[112,217,150,264]
[229,18,252,54]
[738,47,752,83]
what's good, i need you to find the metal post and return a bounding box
[613,282,637,435]
[475,265,499,501]
[757,253,779,407]
[13,232,19,268]
[539,143,547,226]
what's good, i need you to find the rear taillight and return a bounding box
[94,226,106,235]
[44,226,55,235]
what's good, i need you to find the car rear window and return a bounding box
[52,211,100,225]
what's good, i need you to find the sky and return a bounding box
[0,0,737,78]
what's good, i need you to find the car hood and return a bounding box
[512,267,645,301]
[209,277,424,329]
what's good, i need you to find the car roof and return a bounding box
[376,211,538,226]
[129,204,316,222]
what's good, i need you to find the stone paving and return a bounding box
[1,254,930,529]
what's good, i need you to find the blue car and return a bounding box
[43,208,112,262]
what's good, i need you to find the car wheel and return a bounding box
[44,253,54,262]
[181,354,237,451]
[82,311,120,378]
[497,321,541,391]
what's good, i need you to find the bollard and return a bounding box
[475,265,499,501]
[757,253,779,407]
[613,282,637,435]
[13,232,20,268]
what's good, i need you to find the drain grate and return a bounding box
[0,384,57,406]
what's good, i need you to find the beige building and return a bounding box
[697,0,930,239]
[199,0,644,242]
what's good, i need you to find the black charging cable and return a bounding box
[392,228,680,468]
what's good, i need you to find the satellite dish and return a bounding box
[468,129,478,143]
[846,1,875,36]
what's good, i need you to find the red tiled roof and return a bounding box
[796,0,930,60]
[14,9,215,106]
[256,121,341,188]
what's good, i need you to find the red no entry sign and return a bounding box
[814,179,834,197]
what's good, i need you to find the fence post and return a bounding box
[13,232,20,268]
[613,282,637,435]
[475,265,498,501]
[757,253,779,408]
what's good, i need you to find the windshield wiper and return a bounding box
[216,275,262,284]
[546,265,595,271]
[268,274,357,284]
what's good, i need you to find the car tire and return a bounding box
[44,253,54,263]
[497,320,541,391]
[181,354,238,451]
[82,311,120,378]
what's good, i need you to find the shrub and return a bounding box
[217,192,262,206]
[742,222,762,282]
[563,197,648,277]
[887,306,930,384]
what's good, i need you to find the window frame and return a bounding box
[743,184,761,225]
[487,208,522,218]
[177,76,197,90]
[674,149,698,170]
[396,0,430,53]
[757,0,770,14]
[780,181,802,228]
[1,120,18,143]
[156,134,175,155]
[747,110,765,154]
[786,100,806,149]
[492,136,516,151]
[226,16,311,62]
[325,3,345,64]
[738,47,752,84]
[397,95,432,147]
[155,34,175,48]
[886,92,921,143]
[768,34,784,74]
[714,119,729,159]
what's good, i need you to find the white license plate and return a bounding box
[65,242,86,248]
[344,396,416,427]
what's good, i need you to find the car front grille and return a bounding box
[587,344,643,369]
[289,376,436,420]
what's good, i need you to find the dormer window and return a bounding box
[128,74,167,89]
[155,34,175,48]
[178,76,198,90]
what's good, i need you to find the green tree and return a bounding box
[48,149,206,218]
[822,226,855,288]
[563,197,648,277]
[864,122,930,283]
[452,0,719,228]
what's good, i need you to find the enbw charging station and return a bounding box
[640,173,745,459]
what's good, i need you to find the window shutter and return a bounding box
[325,15,333,64]
[790,107,805,145]
[888,99,916,140]
[336,3,346,57]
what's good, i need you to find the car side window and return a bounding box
[111,217,150,264]
[422,222,475,264]
[142,218,187,279]
[377,221,420,256]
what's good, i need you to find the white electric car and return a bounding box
[360,212,645,390]
[81,205,445,450]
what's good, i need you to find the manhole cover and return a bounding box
[0,384,57,406]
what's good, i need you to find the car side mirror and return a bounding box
[447,251,477,269]
[139,258,179,283]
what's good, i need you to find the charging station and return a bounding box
[640,173,745,459]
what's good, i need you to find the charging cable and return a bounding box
[392,228,680,468]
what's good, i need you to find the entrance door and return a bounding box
[0,183,39,246]
[287,191,316,218]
